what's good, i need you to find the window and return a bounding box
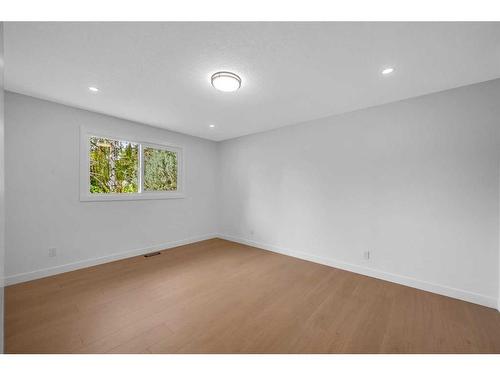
[89,137,139,194]
[143,147,178,191]
[80,128,183,201]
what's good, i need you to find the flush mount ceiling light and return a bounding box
[209,124,215,128]
[88,86,100,92]
[381,67,395,75]
[211,71,241,92]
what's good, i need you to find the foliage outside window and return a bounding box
[89,137,139,194]
[143,147,178,191]
[82,131,182,201]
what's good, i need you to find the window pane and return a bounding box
[89,136,139,194]
[143,147,178,191]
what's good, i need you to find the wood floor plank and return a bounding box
[5,238,500,353]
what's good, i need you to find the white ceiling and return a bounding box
[5,22,500,141]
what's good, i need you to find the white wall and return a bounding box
[5,92,218,284]
[219,79,500,308]
[0,22,5,353]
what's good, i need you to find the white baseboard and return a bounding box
[5,233,218,286]
[6,232,498,310]
[218,233,498,309]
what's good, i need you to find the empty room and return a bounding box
[1,4,500,369]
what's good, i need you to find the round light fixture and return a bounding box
[209,124,215,128]
[381,67,395,75]
[211,71,241,92]
[88,86,100,92]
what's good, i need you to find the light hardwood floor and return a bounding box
[5,238,500,353]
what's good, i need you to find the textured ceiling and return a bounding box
[5,22,500,141]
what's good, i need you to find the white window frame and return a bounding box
[80,127,185,201]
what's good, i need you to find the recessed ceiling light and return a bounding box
[88,86,100,92]
[209,124,215,128]
[381,67,395,75]
[211,71,241,92]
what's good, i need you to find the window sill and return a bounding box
[80,192,185,202]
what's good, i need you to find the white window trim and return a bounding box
[80,126,185,202]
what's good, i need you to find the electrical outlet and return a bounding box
[48,247,57,257]
[363,251,370,260]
